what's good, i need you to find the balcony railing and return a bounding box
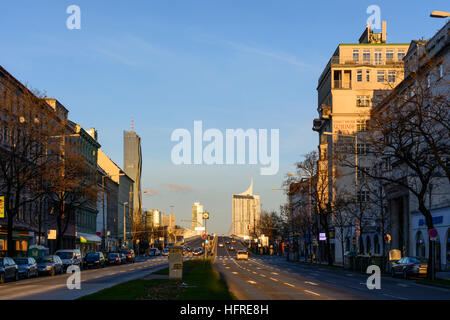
[330,56,403,67]
[333,80,351,89]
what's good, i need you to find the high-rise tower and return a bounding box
[124,121,142,221]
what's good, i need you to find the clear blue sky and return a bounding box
[0,1,447,234]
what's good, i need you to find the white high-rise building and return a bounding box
[191,202,204,235]
[232,178,260,239]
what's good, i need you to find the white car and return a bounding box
[236,250,248,260]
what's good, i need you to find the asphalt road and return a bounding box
[0,237,201,300]
[215,236,450,300]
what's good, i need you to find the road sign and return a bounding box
[428,228,438,240]
[384,234,391,243]
[202,212,209,219]
[319,233,326,241]
[201,233,208,240]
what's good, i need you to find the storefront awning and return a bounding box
[77,232,102,244]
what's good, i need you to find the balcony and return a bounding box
[333,80,351,89]
[330,55,403,67]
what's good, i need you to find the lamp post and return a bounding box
[430,11,450,18]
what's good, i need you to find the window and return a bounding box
[357,70,362,82]
[398,50,405,61]
[377,70,385,82]
[366,70,370,82]
[357,190,369,202]
[427,75,431,88]
[363,50,371,63]
[356,119,367,131]
[386,49,394,62]
[357,143,368,155]
[353,49,360,62]
[388,70,396,82]
[416,231,426,258]
[0,239,6,251]
[439,64,444,78]
[356,95,370,107]
[374,51,382,65]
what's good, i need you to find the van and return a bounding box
[55,249,82,270]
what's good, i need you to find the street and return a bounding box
[215,236,450,300]
[0,237,201,300]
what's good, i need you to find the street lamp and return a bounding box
[430,11,450,18]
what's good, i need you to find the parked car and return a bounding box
[121,249,135,263]
[106,253,122,265]
[13,257,38,279]
[120,253,127,264]
[149,248,160,256]
[236,250,249,260]
[37,255,63,276]
[192,247,203,256]
[391,256,428,279]
[0,257,19,283]
[55,249,82,270]
[84,252,105,269]
[161,248,170,256]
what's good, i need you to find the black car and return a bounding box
[120,253,127,264]
[391,256,428,279]
[192,248,203,256]
[36,255,64,276]
[84,252,105,269]
[120,249,135,263]
[0,257,19,283]
[13,257,38,279]
[106,253,122,265]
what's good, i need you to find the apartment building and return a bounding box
[313,22,409,263]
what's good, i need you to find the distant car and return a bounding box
[149,248,160,256]
[121,249,136,263]
[106,253,122,265]
[55,249,82,270]
[231,240,236,243]
[391,256,428,279]
[0,257,19,283]
[84,252,105,269]
[162,248,170,256]
[219,243,224,247]
[120,253,127,264]
[236,250,249,260]
[192,248,203,256]
[228,246,236,251]
[13,257,38,279]
[37,255,63,276]
[225,241,231,245]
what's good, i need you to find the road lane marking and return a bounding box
[270,277,278,282]
[232,272,238,275]
[397,283,409,287]
[260,274,266,277]
[304,290,320,296]
[271,272,279,275]
[383,293,408,300]
[305,281,318,286]
[248,280,257,284]
[284,282,295,287]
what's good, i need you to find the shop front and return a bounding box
[77,232,102,257]
[0,228,33,257]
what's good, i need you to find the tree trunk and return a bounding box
[418,200,434,280]
[7,207,15,257]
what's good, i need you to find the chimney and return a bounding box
[381,21,387,43]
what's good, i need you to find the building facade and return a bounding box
[123,128,142,220]
[313,22,410,264]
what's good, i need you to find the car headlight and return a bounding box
[46,265,52,270]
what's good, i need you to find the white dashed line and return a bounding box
[305,281,318,286]
[284,282,295,287]
[304,290,320,296]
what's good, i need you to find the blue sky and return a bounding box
[0,1,447,234]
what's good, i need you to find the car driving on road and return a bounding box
[121,249,136,263]
[192,247,203,256]
[106,253,122,265]
[149,248,160,256]
[236,250,248,260]
[162,248,170,256]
